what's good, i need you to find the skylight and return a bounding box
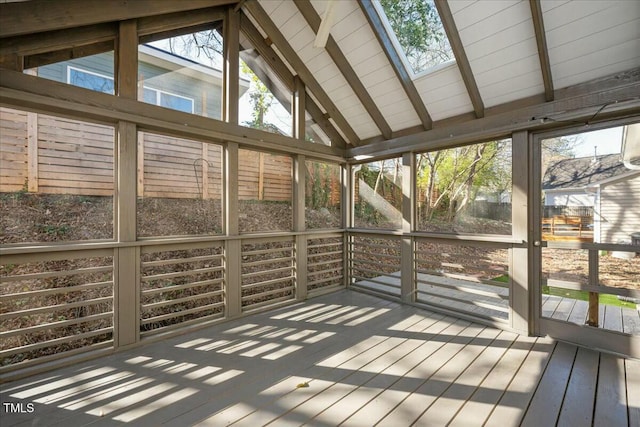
[376,0,454,76]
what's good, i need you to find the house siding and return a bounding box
[36,52,115,88]
[138,61,222,119]
[35,51,223,119]
[598,174,640,243]
[544,190,594,207]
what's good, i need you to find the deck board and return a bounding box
[594,353,629,427]
[413,330,518,426]
[520,341,577,427]
[448,334,539,426]
[627,358,640,427]
[556,346,599,427]
[0,290,636,427]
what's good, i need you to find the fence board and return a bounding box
[1,112,293,202]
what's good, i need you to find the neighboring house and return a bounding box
[35,45,249,119]
[543,154,640,243]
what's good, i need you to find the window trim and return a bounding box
[143,86,195,114]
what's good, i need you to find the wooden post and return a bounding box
[529,130,542,336]
[223,7,239,124]
[225,142,241,318]
[114,20,139,348]
[294,154,307,300]
[115,121,139,347]
[343,163,351,288]
[116,20,137,100]
[400,153,414,303]
[587,249,599,327]
[511,130,530,334]
[137,131,144,197]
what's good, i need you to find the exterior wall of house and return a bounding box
[36,52,115,86]
[598,174,640,243]
[544,190,594,207]
[138,61,222,119]
[34,51,223,119]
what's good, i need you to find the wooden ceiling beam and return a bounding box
[529,0,554,102]
[358,0,432,130]
[244,1,360,146]
[0,23,117,58]
[137,7,226,38]
[223,7,240,124]
[239,12,346,148]
[347,68,640,159]
[23,40,115,70]
[1,6,227,68]
[0,0,238,39]
[435,0,484,118]
[295,0,392,140]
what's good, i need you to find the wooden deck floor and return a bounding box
[1,290,638,426]
[353,273,640,335]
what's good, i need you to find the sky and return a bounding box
[569,126,623,158]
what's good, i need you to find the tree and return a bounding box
[160,29,223,68]
[416,140,509,223]
[379,0,453,72]
[541,135,579,175]
[240,61,274,131]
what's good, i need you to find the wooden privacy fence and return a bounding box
[0,107,293,201]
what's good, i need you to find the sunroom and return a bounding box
[1,0,639,425]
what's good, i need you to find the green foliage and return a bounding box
[542,286,636,309]
[240,61,277,132]
[379,0,453,72]
[416,140,511,222]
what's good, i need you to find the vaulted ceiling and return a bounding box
[242,0,640,148]
[1,0,639,156]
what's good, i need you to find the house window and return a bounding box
[143,87,194,114]
[67,66,114,94]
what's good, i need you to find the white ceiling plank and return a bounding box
[459,4,533,51]
[542,0,612,31]
[453,0,522,32]
[464,20,537,62]
[342,39,383,66]
[546,5,639,49]
[448,0,477,15]
[539,0,571,14]
[548,20,640,68]
[552,42,640,89]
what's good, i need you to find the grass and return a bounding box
[492,275,636,309]
[542,286,637,309]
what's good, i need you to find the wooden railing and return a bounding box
[413,238,510,324]
[306,234,344,294]
[348,234,402,298]
[0,230,347,376]
[541,241,639,332]
[0,249,115,369]
[347,230,517,327]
